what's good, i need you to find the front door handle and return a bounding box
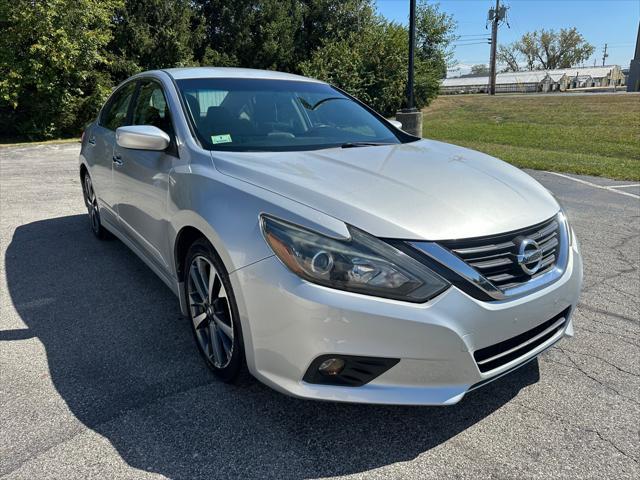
[112,154,123,166]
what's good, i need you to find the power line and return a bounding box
[454,42,491,45]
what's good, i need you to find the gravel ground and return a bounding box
[1,143,638,480]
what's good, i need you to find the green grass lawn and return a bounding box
[422,93,640,181]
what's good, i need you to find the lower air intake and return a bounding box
[474,307,570,373]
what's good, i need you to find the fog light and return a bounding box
[318,357,345,376]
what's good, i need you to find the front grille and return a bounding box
[473,307,569,373]
[440,216,561,291]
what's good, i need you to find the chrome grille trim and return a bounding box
[475,316,566,366]
[409,212,570,301]
[473,307,570,373]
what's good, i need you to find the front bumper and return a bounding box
[230,243,583,405]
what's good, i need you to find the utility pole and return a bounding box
[407,0,416,110]
[602,43,608,66]
[396,0,422,137]
[627,21,640,92]
[488,0,500,95]
[487,1,508,95]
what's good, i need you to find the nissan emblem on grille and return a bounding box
[412,214,566,299]
[516,238,543,275]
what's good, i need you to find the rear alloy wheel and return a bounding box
[82,173,109,239]
[186,240,244,381]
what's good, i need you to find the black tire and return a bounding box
[184,238,246,383]
[81,172,110,240]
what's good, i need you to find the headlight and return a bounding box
[558,207,576,247]
[260,215,450,302]
[563,213,579,250]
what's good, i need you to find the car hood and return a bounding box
[211,139,559,240]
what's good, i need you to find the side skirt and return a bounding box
[102,217,182,309]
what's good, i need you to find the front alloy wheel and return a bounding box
[186,240,244,381]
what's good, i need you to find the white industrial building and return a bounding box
[441,65,625,94]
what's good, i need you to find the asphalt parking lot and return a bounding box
[1,143,638,479]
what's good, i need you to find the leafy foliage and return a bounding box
[109,0,204,83]
[0,0,456,139]
[193,0,304,71]
[0,0,122,139]
[300,20,409,116]
[498,28,595,72]
[470,64,490,76]
[414,1,457,78]
[192,0,377,72]
[300,1,456,115]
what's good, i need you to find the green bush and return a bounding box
[0,0,455,140]
[0,0,122,140]
[299,3,455,116]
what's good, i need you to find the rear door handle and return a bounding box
[112,154,123,166]
[88,136,96,146]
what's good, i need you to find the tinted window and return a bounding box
[177,78,407,152]
[132,81,174,135]
[102,82,136,131]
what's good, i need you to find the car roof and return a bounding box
[162,67,324,83]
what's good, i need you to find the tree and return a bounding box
[300,2,456,115]
[193,1,303,71]
[415,1,457,79]
[0,0,122,139]
[300,20,407,116]
[499,27,594,72]
[108,0,205,82]
[497,45,520,72]
[193,0,375,72]
[0,0,456,140]
[470,64,490,76]
[300,2,455,115]
[295,0,377,68]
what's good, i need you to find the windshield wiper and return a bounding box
[340,142,394,148]
[298,96,345,110]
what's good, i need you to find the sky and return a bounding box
[376,0,640,76]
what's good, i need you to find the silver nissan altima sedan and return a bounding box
[79,67,583,405]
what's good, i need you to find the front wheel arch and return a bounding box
[174,226,208,284]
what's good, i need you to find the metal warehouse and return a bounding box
[441,65,625,94]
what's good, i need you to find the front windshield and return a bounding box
[176,78,407,151]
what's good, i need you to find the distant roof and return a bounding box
[162,67,323,83]
[441,70,549,87]
[442,65,620,87]
[546,65,618,78]
[547,72,566,82]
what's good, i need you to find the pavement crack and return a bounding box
[548,349,640,407]
[577,303,640,327]
[602,280,640,301]
[557,346,640,378]
[514,401,639,465]
[576,325,640,348]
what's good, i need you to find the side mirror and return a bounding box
[116,125,170,151]
[388,119,403,129]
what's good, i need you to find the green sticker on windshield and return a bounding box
[211,134,232,144]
